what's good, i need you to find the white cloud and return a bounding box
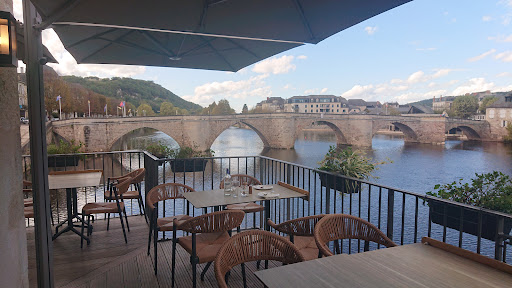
[432,69,453,79]
[495,50,512,62]
[252,55,296,75]
[341,85,374,99]
[390,79,404,84]
[183,75,271,107]
[482,15,493,21]
[488,34,512,42]
[428,82,437,88]
[297,55,308,60]
[283,84,293,90]
[452,78,495,95]
[407,71,426,83]
[303,87,329,95]
[497,72,512,77]
[468,49,496,62]
[364,26,378,35]
[448,79,460,85]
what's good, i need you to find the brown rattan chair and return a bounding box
[80,177,131,248]
[220,174,264,227]
[267,214,326,261]
[172,210,245,288]
[215,230,306,288]
[146,182,195,274]
[105,168,146,219]
[314,214,397,257]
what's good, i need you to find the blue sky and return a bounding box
[15,0,512,112]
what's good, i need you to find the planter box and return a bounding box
[429,201,512,241]
[169,159,208,172]
[319,173,359,194]
[47,155,80,167]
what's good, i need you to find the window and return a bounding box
[311,105,313,108]
[488,109,495,119]
[500,109,506,118]
[305,110,307,113]
[316,105,318,107]
[502,120,508,127]
[337,104,339,107]
[316,109,318,112]
[337,109,339,112]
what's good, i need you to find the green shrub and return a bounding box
[318,146,388,180]
[427,171,512,214]
[504,123,512,143]
[47,140,83,155]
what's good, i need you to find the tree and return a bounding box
[211,99,235,115]
[479,96,498,113]
[451,95,478,119]
[242,104,249,114]
[160,102,177,116]
[137,103,155,116]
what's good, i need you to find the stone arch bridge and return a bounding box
[49,114,494,152]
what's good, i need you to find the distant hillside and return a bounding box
[62,76,202,112]
[408,98,433,107]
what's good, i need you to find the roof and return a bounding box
[487,94,512,109]
[347,99,367,106]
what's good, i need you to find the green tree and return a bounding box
[451,95,478,119]
[137,103,155,116]
[479,96,498,113]
[160,101,177,116]
[211,99,236,115]
[242,104,249,114]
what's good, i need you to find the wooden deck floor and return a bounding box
[27,216,278,287]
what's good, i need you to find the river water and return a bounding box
[114,126,512,194]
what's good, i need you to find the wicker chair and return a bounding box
[267,214,326,261]
[80,177,131,248]
[105,168,146,219]
[146,182,195,274]
[215,230,305,288]
[220,174,264,227]
[314,214,396,257]
[172,210,245,288]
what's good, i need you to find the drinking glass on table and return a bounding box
[241,182,249,197]
[232,179,240,198]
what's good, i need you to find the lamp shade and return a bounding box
[0,11,17,67]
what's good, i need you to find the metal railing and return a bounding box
[22,151,512,263]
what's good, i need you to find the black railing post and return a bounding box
[259,157,264,184]
[387,189,395,241]
[495,216,505,261]
[144,153,159,195]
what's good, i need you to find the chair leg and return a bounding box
[80,212,86,248]
[107,213,110,230]
[155,226,159,275]
[171,228,176,284]
[119,210,127,244]
[192,257,197,288]
[242,263,247,288]
[147,220,153,256]
[256,260,261,269]
[201,262,212,281]
[123,208,130,232]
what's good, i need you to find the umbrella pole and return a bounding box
[23,1,54,287]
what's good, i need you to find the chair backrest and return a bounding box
[130,168,145,184]
[23,180,32,193]
[112,177,132,198]
[177,210,245,234]
[146,183,195,210]
[219,174,261,189]
[314,214,396,257]
[214,230,305,288]
[268,214,326,237]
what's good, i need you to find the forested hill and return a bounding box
[61,76,201,112]
[408,98,433,107]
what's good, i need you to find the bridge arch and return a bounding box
[108,125,182,151]
[206,120,270,150]
[310,120,348,145]
[447,125,481,140]
[373,120,419,142]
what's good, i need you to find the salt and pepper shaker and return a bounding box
[249,185,253,194]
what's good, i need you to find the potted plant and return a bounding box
[47,140,83,167]
[426,171,512,241]
[317,146,388,193]
[168,146,214,172]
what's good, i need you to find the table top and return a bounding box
[184,184,306,208]
[48,170,103,190]
[255,242,512,288]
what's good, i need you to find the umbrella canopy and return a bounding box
[17,23,58,64]
[32,0,411,44]
[51,24,301,72]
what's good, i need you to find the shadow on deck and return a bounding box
[27,215,276,287]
